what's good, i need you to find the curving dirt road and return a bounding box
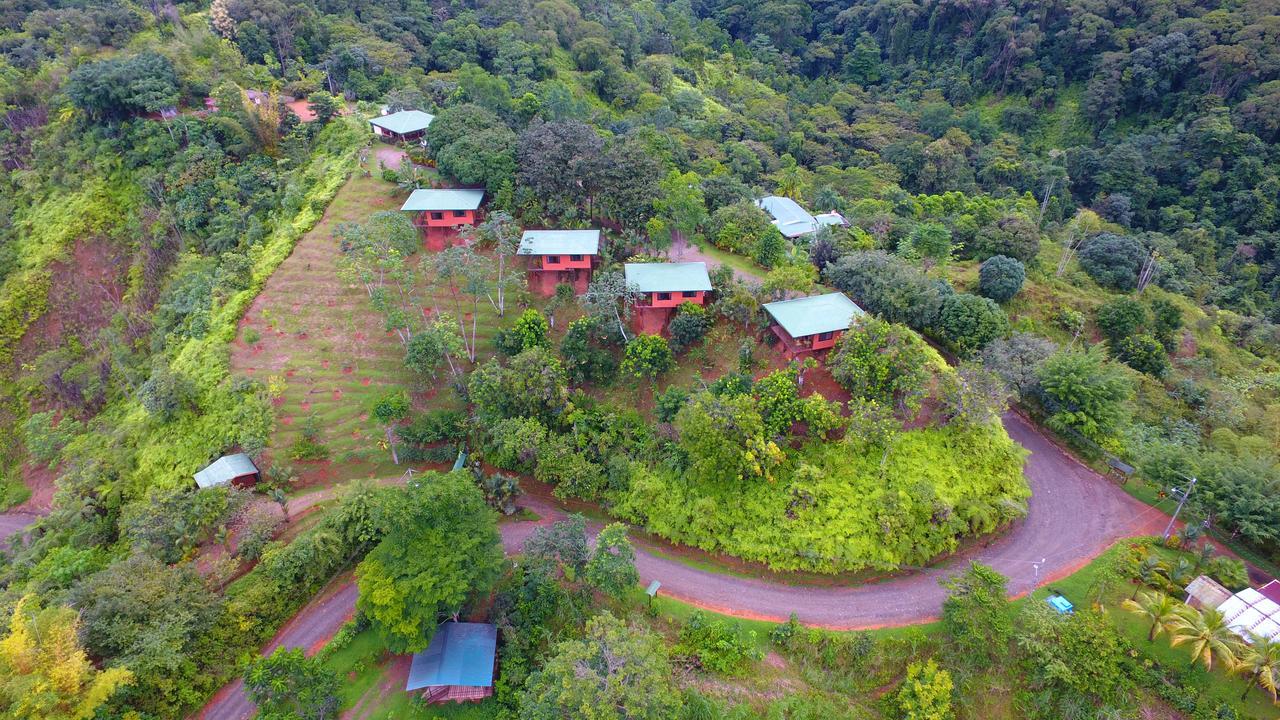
[195,411,1182,719]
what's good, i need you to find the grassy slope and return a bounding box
[229,166,516,487]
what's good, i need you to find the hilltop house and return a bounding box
[756,196,847,239]
[401,188,484,251]
[194,453,260,489]
[762,292,865,359]
[517,229,600,296]
[369,109,435,143]
[624,261,712,335]
[406,622,497,703]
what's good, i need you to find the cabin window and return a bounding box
[545,255,559,264]
[452,210,467,218]
[818,331,833,340]
[657,292,672,301]
[570,254,583,261]
[681,291,698,298]
[429,211,443,220]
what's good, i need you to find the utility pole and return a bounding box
[1162,475,1197,543]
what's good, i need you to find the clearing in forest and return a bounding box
[229,169,481,487]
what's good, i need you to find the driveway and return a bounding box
[194,411,1186,718]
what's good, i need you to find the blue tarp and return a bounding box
[1047,595,1074,614]
[406,623,497,690]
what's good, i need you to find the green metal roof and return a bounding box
[194,453,258,489]
[517,229,600,256]
[368,110,434,135]
[401,188,485,212]
[762,292,864,338]
[623,262,712,293]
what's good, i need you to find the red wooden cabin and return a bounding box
[517,229,601,296]
[623,262,712,335]
[401,188,485,251]
[762,292,865,359]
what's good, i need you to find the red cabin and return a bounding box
[623,262,712,335]
[762,292,865,359]
[517,229,601,296]
[401,188,485,251]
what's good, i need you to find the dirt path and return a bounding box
[670,233,763,282]
[194,409,1215,719]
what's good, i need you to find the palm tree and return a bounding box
[1132,556,1170,599]
[1123,590,1181,642]
[1236,632,1280,702]
[1167,557,1195,590]
[1172,607,1241,671]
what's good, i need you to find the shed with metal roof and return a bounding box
[194,453,260,489]
[763,292,865,339]
[401,188,486,212]
[406,622,497,703]
[369,110,435,141]
[517,229,601,256]
[623,262,712,293]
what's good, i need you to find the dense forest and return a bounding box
[0,0,1278,719]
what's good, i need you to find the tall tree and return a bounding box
[519,613,679,719]
[0,595,133,720]
[244,648,340,720]
[356,472,503,653]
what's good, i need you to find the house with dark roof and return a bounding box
[369,110,435,143]
[517,229,601,296]
[401,188,485,250]
[762,292,865,358]
[406,622,497,704]
[624,261,712,334]
[194,453,260,489]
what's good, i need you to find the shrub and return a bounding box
[668,302,710,353]
[620,334,673,382]
[935,293,1010,358]
[827,317,931,410]
[397,410,466,446]
[1079,233,1147,291]
[675,611,762,675]
[495,308,550,356]
[289,415,330,461]
[1114,334,1170,377]
[1096,296,1149,345]
[977,255,1025,302]
[970,214,1040,262]
[560,317,618,386]
[1037,347,1131,442]
[896,660,954,720]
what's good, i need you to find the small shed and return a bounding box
[194,453,260,489]
[369,110,435,143]
[517,230,601,296]
[406,622,497,704]
[1185,575,1233,609]
[763,292,865,358]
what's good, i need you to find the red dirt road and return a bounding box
[194,411,1189,719]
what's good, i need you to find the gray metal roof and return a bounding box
[406,623,497,690]
[757,196,817,238]
[401,188,485,212]
[517,229,601,256]
[763,292,865,338]
[369,110,434,135]
[623,262,712,293]
[194,453,258,489]
[815,212,847,227]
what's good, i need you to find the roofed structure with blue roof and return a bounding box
[763,292,864,338]
[406,623,497,703]
[756,196,847,238]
